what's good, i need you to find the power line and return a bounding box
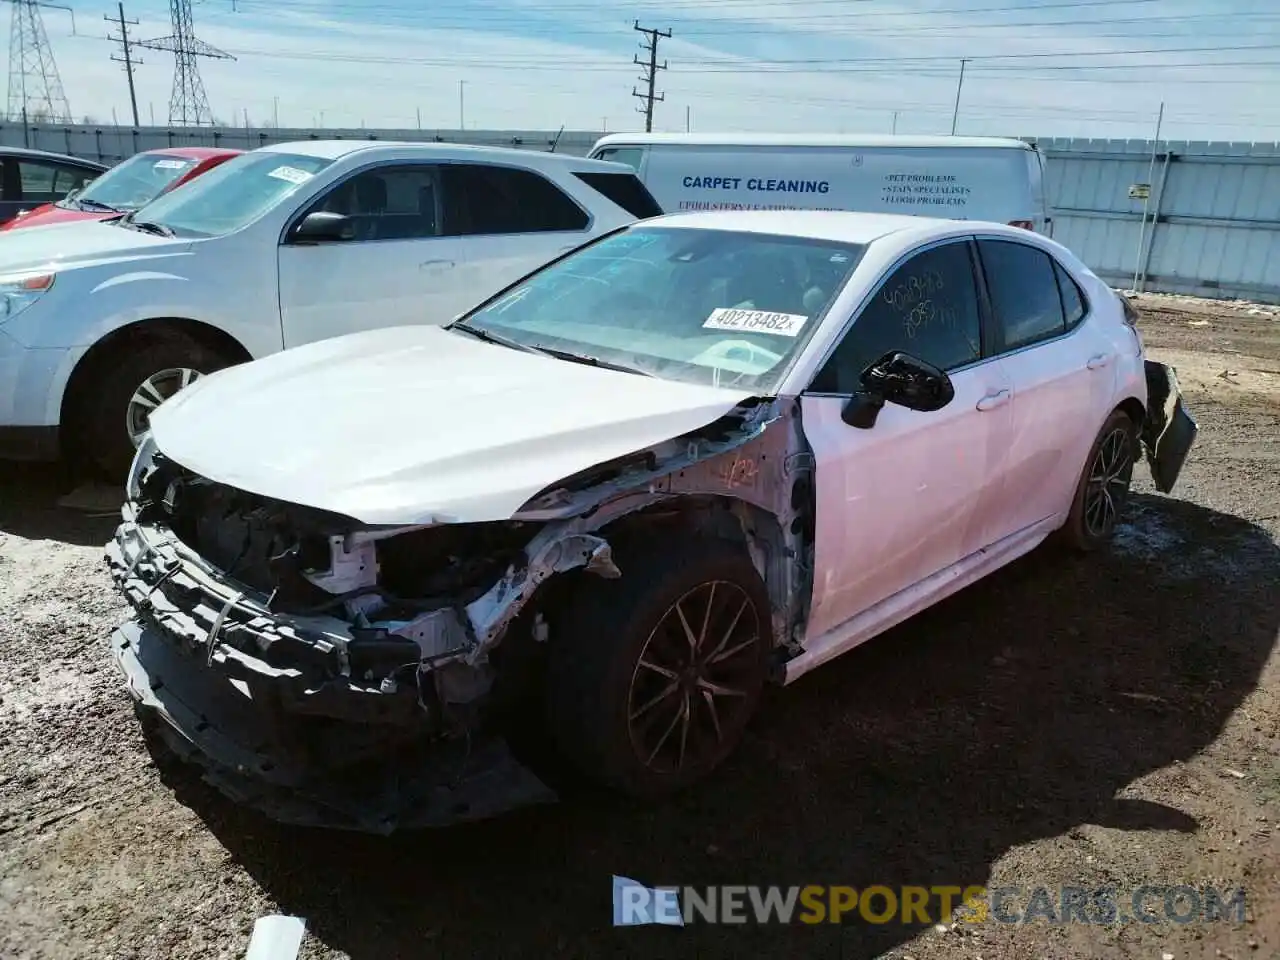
[243,0,1170,18]
[632,20,670,133]
[125,39,1280,73]
[222,0,1273,34]
[106,1,140,127]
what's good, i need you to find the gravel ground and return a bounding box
[1,293,1277,960]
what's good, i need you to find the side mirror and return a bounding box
[841,351,955,429]
[290,211,356,243]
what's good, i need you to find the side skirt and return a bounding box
[781,514,1063,686]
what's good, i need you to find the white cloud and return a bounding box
[30,0,1280,140]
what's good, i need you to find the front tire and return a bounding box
[1060,409,1138,551]
[77,332,234,479]
[545,538,772,799]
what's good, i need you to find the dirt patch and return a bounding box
[0,295,1277,960]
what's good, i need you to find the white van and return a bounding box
[588,133,1051,235]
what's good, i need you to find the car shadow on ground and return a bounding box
[149,493,1279,959]
[0,462,121,547]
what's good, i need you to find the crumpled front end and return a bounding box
[105,454,567,833]
[105,396,804,832]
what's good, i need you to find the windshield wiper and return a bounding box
[446,320,542,354]
[76,198,120,213]
[127,219,175,238]
[529,345,653,377]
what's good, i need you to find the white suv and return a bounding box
[0,140,661,475]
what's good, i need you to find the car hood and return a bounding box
[0,218,186,272]
[0,204,98,232]
[148,325,756,526]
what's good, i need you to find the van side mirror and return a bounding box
[841,351,955,429]
[291,211,356,243]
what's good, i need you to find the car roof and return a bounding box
[640,209,964,245]
[0,145,108,169]
[144,146,244,160]
[592,133,1034,151]
[256,139,628,172]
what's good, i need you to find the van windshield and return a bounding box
[455,225,866,393]
[119,151,334,238]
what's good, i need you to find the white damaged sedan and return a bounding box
[105,211,1197,832]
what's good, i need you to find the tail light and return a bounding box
[1008,220,1034,231]
[1119,292,1140,327]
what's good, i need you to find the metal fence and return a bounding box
[4,122,1279,303]
[1030,137,1280,304]
[0,123,602,163]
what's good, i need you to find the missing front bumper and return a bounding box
[105,507,557,833]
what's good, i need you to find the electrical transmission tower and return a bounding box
[5,0,74,123]
[632,21,670,134]
[136,0,234,126]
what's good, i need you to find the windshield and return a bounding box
[124,151,334,238]
[458,226,866,392]
[66,153,198,212]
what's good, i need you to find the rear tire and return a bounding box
[545,538,772,799]
[76,332,234,480]
[1060,409,1138,552]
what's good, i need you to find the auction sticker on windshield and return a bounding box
[703,307,808,336]
[153,159,187,169]
[267,165,315,185]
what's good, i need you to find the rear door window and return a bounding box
[443,163,589,235]
[976,239,1066,352]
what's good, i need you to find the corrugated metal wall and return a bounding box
[1032,137,1280,303]
[0,123,601,161]
[5,123,1279,302]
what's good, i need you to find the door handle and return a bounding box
[975,389,1010,412]
[419,259,455,270]
[1087,354,1111,370]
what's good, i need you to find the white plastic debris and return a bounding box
[244,915,306,960]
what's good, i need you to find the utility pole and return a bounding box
[458,80,465,129]
[685,104,690,132]
[632,21,670,133]
[892,110,899,134]
[106,2,141,127]
[950,58,970,136]
[273,94,278,128]
[1132,101,1166,292]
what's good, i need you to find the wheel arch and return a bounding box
[535,494,793,647]
[1116,396,1145,431]
[60,317,252,428]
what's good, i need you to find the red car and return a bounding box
[0,146,243,231]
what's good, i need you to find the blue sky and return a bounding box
[28,0,1280,139]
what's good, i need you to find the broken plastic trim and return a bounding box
[1142,360,1198,495]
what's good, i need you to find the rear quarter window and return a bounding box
[574,171,663,219]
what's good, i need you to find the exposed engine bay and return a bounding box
[105,397,815,832]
